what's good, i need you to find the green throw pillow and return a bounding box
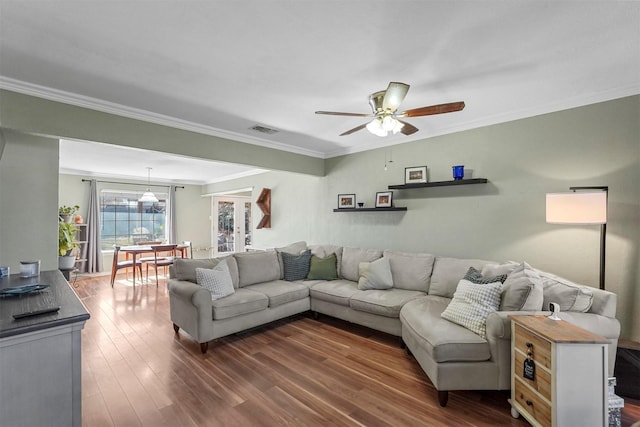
[307,253,338,280]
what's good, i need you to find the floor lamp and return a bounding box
[545,186,608,290]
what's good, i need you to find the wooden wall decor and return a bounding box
[256,188,271,229]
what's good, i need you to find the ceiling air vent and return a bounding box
[250,125,279,135]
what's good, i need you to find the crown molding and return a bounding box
[0,76,326,158]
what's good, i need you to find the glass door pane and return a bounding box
[244,202,252,248]
[212,195,251,255]
[217,201,235,254]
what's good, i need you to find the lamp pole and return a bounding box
[569,186,608,290]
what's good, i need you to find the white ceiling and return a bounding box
[1,1,639,184]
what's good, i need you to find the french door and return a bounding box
[211,196,252,255]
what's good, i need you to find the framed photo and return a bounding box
[337,194,356,209]
[405,166,428,184]
[375,191,393,208]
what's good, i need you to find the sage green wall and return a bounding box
[58,174,211,268]
[0,128,6,160]
[0,89,324,176]
[208,96,640,341]
[0,129,59,271]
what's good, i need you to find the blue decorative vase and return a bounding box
[452,165,464,180]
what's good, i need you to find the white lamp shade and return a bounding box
[546,192,607,224]
[139,191,158,203]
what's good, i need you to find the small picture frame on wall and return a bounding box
[375,191,393,208]
[405,166,428,184]
[337,194,356,209]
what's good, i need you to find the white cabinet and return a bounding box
[510,315,608,427]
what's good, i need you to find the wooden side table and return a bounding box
[509,315,609,427]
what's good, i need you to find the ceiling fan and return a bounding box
[315,82,465,137]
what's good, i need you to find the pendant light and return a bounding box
[139,167,159,203]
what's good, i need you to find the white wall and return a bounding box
[207,96,640,341]
[0,130,59,271]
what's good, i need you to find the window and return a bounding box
[100,190,168,250]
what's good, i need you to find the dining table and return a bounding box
[119,243,189,287]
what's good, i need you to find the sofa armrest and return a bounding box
[168,279,212,343]
[168,279,209,306]
[486,310,547,340]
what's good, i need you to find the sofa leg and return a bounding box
[200,342,209,354]
[312,311,319,320]
[173,323,179,333]
[437,391,449,407]
[399,337,406,349]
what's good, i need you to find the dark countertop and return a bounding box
[0,270,90,339]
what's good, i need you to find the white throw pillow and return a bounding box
[500,262,544,311]
[358,257,393,290]
[441,279,502,339]
[196,260,235,300]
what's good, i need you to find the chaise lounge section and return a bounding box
[167,242,620,406]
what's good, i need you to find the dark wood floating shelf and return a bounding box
[388,178,488,190]
[333,207,408,212]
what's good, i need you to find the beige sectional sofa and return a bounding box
[167,242,620,406]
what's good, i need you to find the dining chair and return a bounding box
[142,244,177,286]
[129,241,163,276]
[110,245,143,287]
[179,241,192,259]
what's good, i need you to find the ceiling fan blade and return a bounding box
[339,123,368,136]
[315,111,373,117]
[399,101,465,117]
[398,120,419,135]
[382,82,410,112]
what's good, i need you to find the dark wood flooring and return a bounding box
[71,273,640,426]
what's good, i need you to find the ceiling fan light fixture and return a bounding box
[366,118,387,137]
[392,120,404,134]
[381,115,396,131]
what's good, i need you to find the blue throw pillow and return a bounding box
[282,250,312,281]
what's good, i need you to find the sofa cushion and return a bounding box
[195,260,235,300]
[400,296,491,362]
[174,256,239,288]
[211,288,269,320]
[500,262,544,311]
[308,245,343,277]
[234,251,280,287]
[281,250,312,281]
[350,288,425,318]
[275,241,308,279]
[481,261,519,277]
[383,250,435,292]
[340,247,383,282]
[357,257,393,290]
[309,279,359,306]
[307,254,338,280]
[464,266,507,284]
[174,258,217,283]
[244,280,309,308]
[441,279,502,339]
[537,270,594,312]
[429,257,491,298]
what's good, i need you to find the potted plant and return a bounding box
[58,219,79,269]
[59,205,80,223]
